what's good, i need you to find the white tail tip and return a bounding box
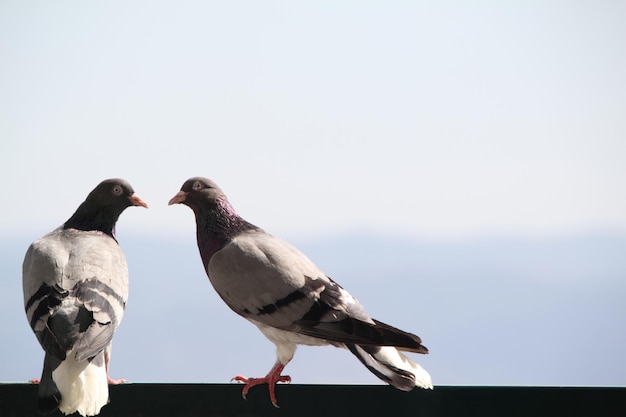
[52,351,109,416]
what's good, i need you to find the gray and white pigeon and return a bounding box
[22,178,148,416]
[168,177,432,407]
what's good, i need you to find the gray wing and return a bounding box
[23,228,129,361]
[208,231,425,351]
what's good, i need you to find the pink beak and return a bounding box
[168,191,188,205]
[129,194,149,208]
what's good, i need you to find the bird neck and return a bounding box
[63,202,120,241]
[194,198,257,265]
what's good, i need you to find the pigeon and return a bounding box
[22,178,148,416]
[168,177,432,407]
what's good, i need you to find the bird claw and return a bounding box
[107,376,127,384]
[230,375,251,400]
[230,368,291,407]
[230,375,248,384]
[30,376,126,385]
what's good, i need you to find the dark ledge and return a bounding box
[1,383,624,417]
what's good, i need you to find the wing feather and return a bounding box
[22,228,128,361]
[208,231,427,352]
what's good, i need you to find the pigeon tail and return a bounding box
[51,350,109,416]
[38,353,62,414]
[347,344,433,391]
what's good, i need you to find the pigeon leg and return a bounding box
[231,361,291,407]
[30,353,125,385]
[105,349,126,385]
[107,376,125,384]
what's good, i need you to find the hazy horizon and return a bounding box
[2,230,625,387]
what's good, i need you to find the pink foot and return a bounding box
[107,376,126,384]
[30,376,125,384]
[231,363,291,407]
[104,350,126,384]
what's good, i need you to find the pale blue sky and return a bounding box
[1,1,625,240]
[1,1,626,388]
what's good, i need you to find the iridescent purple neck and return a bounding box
[194,197,258,267]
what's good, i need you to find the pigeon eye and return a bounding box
[112,185,123,196]
[193,181,204,191]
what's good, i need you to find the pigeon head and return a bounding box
[167,177,226,211]
[169,177,259,264]
[64,178,148,239]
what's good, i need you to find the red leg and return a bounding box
[231,362,291,407]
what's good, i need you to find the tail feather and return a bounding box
[371,319,429,354]
[296,317,429,354]
[51,350,109,416]
[38,354,62,414]
[347,344,433,391]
